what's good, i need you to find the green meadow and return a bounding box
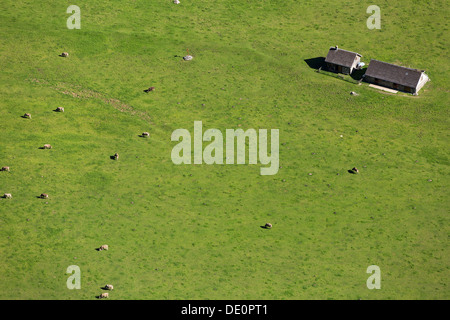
[0,0,448,299]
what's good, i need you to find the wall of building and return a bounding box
[416,73,429,93]
[364,75,416,93]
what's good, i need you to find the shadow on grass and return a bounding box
[350,68,367,81]
[304,57,326,70]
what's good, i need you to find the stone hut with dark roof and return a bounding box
[325,45,362,75]
[363,59,429,94]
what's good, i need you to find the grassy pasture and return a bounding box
[0,0,448,299]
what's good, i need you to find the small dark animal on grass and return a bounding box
[144,87,155,93]
[348,167,359,174]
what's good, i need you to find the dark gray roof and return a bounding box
[325,47,361,67]
[365,59,424,88]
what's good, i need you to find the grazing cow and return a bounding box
[43,144,52,149]
[3,193,12,199]
[114,153,119,160]
[24,113,31,119]
[99,245,109,251]
[174,0,180,4]
[1,166,10,172]
[144,87,155,93]
[104,284,114,290]
[61,52,69,57]
[99,293,109,299]
[352,167,359,173]
[56,107,64,112]
[265,223,272,228]
[142,132,150,137]
[40,193,49,199]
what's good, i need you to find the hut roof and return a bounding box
[325,46,362,68]
[365,59,425,88]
